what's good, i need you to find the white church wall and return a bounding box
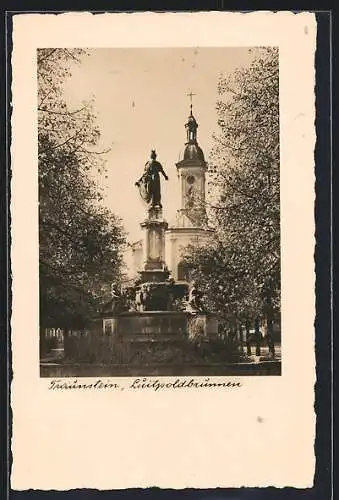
[165,228,212,281]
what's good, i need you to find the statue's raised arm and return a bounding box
[135,150,168,208]
[158,162,169,181]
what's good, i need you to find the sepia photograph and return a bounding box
[11,12,318,490]
[38,46,281,378]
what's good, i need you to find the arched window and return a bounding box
[177,261,191,281]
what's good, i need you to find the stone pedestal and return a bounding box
[139,206,169,283]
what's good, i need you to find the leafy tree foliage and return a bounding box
[38,49,126,330]
[185,48,280,328]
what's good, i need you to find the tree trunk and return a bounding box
[245,320,251,356]
[238,322,244,354]
[254,317,261,356]
[266,317,275,357]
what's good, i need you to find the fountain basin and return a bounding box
[98,310,218,342]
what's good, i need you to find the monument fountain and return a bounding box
[61,149,219,372]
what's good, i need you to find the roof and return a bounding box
[179,142,205,162]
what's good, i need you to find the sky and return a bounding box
[63,47,257,244]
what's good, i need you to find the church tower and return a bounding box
[165,103,213,281]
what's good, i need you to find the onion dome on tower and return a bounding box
[180,103,205,162]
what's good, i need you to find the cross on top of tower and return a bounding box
[187,90,196,114]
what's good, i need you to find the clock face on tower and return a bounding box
[187,175,195,185]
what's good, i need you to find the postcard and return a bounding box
[11,11,316,490]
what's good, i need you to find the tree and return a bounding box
[38,49,126,330]
[185,48,280,332]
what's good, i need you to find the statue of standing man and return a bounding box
[135,150,168,208]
